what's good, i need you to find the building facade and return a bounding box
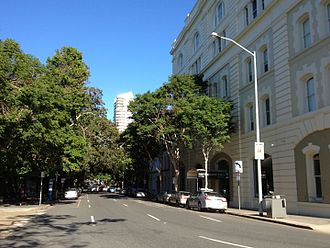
[114,91,134,132]
[170,0,330,217]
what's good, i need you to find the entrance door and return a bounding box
[217,160,230,200]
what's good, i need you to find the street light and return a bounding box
[211,32,264,215]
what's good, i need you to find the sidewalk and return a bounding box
[226,208,330,234]
[0,204,49,238]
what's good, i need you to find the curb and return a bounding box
[226,211,314,231]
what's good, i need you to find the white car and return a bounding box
[64,188,78,200]
[168,191,190,206]
[186,189,227,213]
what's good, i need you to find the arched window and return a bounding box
[194,32,200,52]
[302,17,311,48]
[215,2,224,26]
[306,77,316,112]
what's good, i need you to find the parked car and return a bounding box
[168,191,190,206]
[185,189,227,213]
[134,188,147,198]
[107,187,116,193]
[156,191,172,203]
[64,188,78,200]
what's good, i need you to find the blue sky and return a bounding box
[0,0,196,120]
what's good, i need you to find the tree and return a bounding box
[184,95,233,189]
[128,74,207,191]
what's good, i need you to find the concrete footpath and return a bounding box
[226,208,330,234]
[0,204,50,239]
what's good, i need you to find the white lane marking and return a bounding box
[76,198,82,208]
[113,199,118,202]
[90,216,96,223]
[123,204,128,207]
[199,236,254,248]
[87,199,90,203]
[87,195,89,199]
[199,215,222,223]
[147,214,160,222]
[88,204,91,208]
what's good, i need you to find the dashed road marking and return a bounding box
[199,215,222,223]
[147,214,160,222]
[199,236,254,248]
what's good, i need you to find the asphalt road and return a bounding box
[1,193,329,248]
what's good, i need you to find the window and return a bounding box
[306,77,316,112]
[261,0,265,10]
[263,48,269,72]
[245,6,249,26]
[252,0,258,19]
[302,18,311,48]
[265,97,271,126]
[194,32,200,52]
[313,154,322,199]
[221,76,229,98]
[215,2,224,26]
[192,57,201,74]
[212,41,216,56]
[249,105,254,131]
[218,36,222,53]
[178,53,183,68]
[213,83,218,98]
[327,4,330,32]
[247,59,253,82]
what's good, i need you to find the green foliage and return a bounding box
[0,39,130,198]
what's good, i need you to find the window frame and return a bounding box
[263,48,269,73]
[245,6,249,26]
[252,0,258,19]
[194,32,200,52]
[327,3,330,32]
[306,77,316,112]
[249,105,254,131]
[215,2,224,27]
[247,58,253,82]
[302,17,311,48]
[264,97,271,126]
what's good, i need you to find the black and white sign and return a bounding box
[234,160,243,173]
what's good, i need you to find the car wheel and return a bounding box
[219,209,226,214]
[198,202,202,212]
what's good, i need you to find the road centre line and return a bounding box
[88,205,91,208]
[147,214,160,222]
[199,215,222,223]
[123,204,128,207]
[199,236,254,248]
[87,199,90,203]
[113,199,118,202]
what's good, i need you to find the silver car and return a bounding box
[186,189,227,213]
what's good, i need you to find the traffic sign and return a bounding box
[234,161,243,173]
[255,142,265,160]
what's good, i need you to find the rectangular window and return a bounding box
[303,18,311,48]
[307,78,316,112]
[222,76,229,97]
[263,48,269,72]
[265,98,271,126]
[261,0,265,10]
[222,30,227,48]
[212,41,216,56]
[252,0,258,19]
[245,6,249,26]
[248,60,253,82]
[249,105,254,131]
[313,155,322,198]
[218,37,222,53]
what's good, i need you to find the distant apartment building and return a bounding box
[166,0,330,217]
[114,91,134,132]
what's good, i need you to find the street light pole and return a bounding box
[211,32,263,215]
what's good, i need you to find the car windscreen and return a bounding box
[204,192,222,197]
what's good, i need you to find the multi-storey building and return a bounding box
[114,91,134,132]
[170,0,330,217]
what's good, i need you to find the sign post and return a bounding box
[234,161,243,210]
[39,171,45,206]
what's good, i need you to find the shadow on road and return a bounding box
[0,211,127,248]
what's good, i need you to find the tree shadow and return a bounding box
[0,212,127,248]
